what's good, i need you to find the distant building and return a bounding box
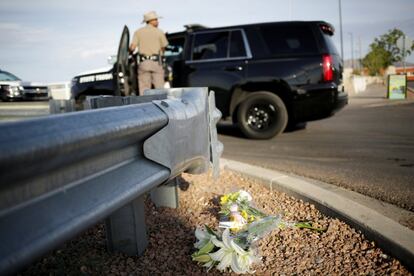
[344,59,414,81]
[393,62,414,81]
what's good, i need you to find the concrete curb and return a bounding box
[220,158,414,272]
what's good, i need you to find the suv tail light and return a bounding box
[322,54,333,82]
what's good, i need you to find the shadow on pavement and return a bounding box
[284,122,307,133]
[217,121,246,138]
[217,120,307,138]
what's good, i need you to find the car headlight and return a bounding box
[4,85,23,96]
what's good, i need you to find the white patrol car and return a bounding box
[0,69,49,101]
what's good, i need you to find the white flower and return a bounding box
[238,190,252,202]
[229,203,239,212]
[194,226,214,249]
[209,228,257,274]
[230,237,259,274]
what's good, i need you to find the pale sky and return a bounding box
[0,0,413,82]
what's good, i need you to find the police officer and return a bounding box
[129,11,169,95]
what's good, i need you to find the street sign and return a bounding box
[387,74,407,100]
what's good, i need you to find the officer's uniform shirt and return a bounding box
[132,24,168,56]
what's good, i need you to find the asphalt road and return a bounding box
[0,101,49,122]
[219,84,414,211]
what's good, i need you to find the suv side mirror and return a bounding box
[107,55,117,65]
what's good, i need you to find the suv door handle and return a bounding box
[225,66,243,72]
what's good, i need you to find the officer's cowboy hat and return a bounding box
[142,11,162,23]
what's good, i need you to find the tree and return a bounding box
[362,45,390,76]
[362,28,414,76]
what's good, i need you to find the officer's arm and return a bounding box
[160,32,168,55]
[129,43,137,53]
[130,31,139,53]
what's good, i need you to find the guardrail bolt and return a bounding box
[160,101,169,108]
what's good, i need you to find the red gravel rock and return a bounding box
[21,170,411,275]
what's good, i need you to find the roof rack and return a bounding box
[184,24,207,32]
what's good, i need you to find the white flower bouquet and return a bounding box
[192,190,326,274]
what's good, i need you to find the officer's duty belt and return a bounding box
[139,55,160,62]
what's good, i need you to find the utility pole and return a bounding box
[397,35,412,74]
[339,0,344,62]
[358,36,362,71]
[402,35,406,74]
[349,32,354,70]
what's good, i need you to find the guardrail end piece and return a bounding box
[208,90,223,179]
[144,87,211,179]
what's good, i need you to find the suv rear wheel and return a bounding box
[237,92,288,139]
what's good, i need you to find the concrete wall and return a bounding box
[343,68,385,96]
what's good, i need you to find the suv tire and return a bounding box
[237,92,288,139]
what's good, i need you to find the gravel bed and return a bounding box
[21,170,410,275]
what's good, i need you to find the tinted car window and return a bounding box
[323,34,340,55]
[192,31,229,60]
[230,30,247,57]
[165,44,184,58]
[165,37,185,66]
[252,24,319,57]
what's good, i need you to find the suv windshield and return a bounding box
[0,71,21,81]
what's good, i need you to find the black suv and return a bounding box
[71,21,347,139]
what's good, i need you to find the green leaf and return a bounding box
[198,241,215,255]
[204,225,220,239]
[246,206,267,218]
[192,253,212,263]
[295,222,327,232]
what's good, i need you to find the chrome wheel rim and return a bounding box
[246,104,276,131]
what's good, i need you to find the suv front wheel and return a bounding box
[237,92,288,139]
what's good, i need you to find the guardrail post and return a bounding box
[105,194,148,255]
[84,95,157,256]
[150,178,179,208]
[49,99,75,114]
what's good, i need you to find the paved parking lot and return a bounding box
[219,84,414,212]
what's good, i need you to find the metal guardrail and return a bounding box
[0,87,222,275]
